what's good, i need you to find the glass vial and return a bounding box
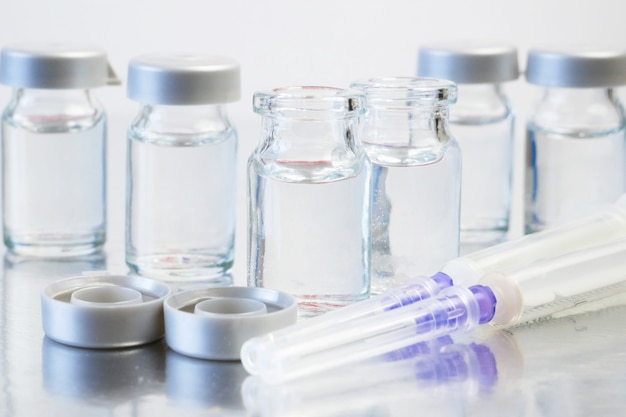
[248,87,370,317]
[525,48,626,233]
[0,43,112,257]
[350,78,461,294]
[418,44,519,253]
[126,55,240,281]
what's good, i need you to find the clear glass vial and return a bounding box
[126,54,240,281]
[0,43,112,257]
[418,44,519,253]
[248,86,370,317]
[350,78,461,294]
[525,47,626,233]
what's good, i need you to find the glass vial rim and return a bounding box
[253,86,366,117]
[351,77,458,108]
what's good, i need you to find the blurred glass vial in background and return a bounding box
[524,47,626,233]
[126,54,240,281]
[0,43,114,257]
[418,43,518,254]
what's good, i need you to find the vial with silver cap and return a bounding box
[126,54,240,281]
[350,77,461,294]
[0,43,116,257]
[525,47,626,233]
[418,44,519,253]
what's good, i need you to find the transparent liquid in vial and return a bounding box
[526,125,625,233]
[368,148,460,295]
[454,115,513,253]
[248,160,370,317]
[2,118,105,257]
[126,130,236,281]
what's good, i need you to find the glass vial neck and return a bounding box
[351,78,458,166]
[451,83,512,123]
[530,87,625,135]
[130,104,233,145]
[252,86,365,183]
[4,88,103,133]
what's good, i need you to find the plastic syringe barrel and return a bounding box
[240,273,452,374]
[442,199,626,287]
[240,285,496,383]
[483,237,626,327]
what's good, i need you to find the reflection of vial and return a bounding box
[525,47,626,233]
[418,44,518,253]
[351,78,461,294]
[126,55,240,281]
[248,87,370,317]
[0,43,112,257]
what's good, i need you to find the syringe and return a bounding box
[241,238,626,383]
[241,199,626,375]
[239,273,453,366]
[482,237,626,327]
[443,196,626,286]
[241,284,496,382]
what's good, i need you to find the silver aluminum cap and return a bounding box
[127,54,241,105]
[526,47,626,88]
[0,43,111,89]
[41,275,171,349]
[164,286,298,361]
[418,43,519,84]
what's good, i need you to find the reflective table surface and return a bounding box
[1,249,625,417]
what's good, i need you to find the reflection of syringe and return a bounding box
[242,337,497,417]
[242,199,626,363]
[241,239,626,383]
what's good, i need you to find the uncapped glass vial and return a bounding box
[418,44,518,253]
[248,86,370,317]
[525,47,626,233]
[126,54,240,280]
[351,78,461,294]
[0,43,111,257]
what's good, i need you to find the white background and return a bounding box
[0,0,625,282]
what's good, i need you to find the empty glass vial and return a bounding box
[525,48,626,233]
[350,78,461,294]
[0,43,112,257]
[418,44,519,253]
[126,55,240,280]
[248,87,370,317]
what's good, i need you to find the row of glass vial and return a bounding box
[1,43,625,314]
[418,44,626,248]
[0,46,241,284]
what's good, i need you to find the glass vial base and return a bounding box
[127,252,233,282]
[5,230,104,258]
[294,293,370,319]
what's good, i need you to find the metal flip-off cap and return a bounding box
[164,287,297,360]
[127,54,241,105]
[0,43,117,89]
[41,275,171,348]
[418,42,519,84]
[526,46,626,88]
